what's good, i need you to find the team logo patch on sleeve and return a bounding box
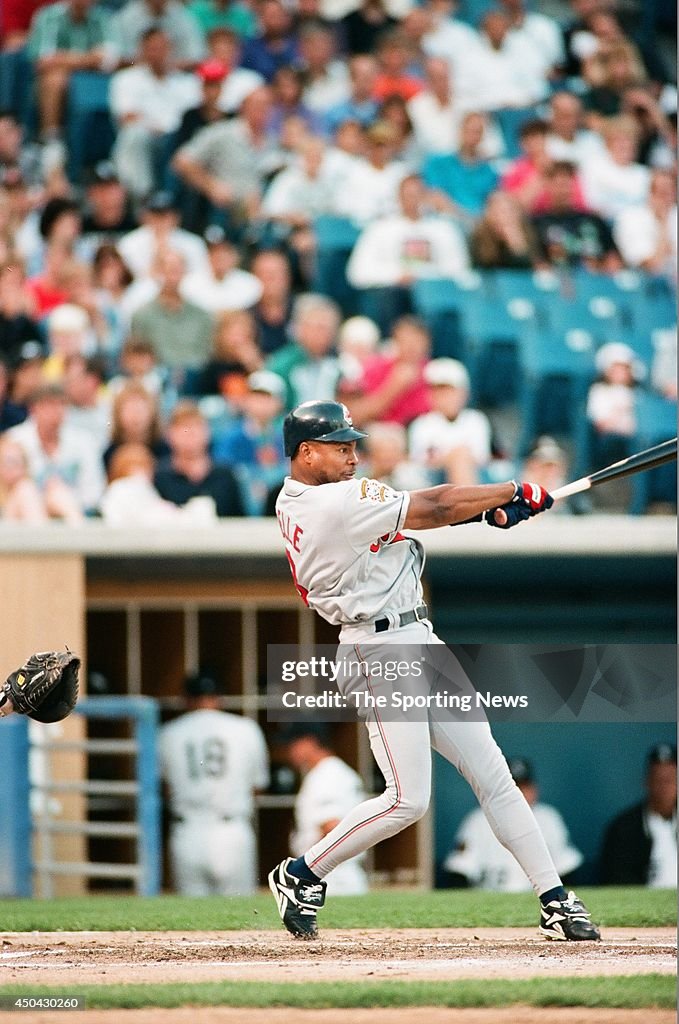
[360,478,397,503]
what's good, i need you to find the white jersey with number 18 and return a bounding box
[275,476,425,626]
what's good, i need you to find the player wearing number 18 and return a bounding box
[269,400,601,942]
[158,672,270,896]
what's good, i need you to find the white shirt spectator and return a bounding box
[9,419,106,512]
[409,408,491,468]
[218,68,266,114]
[118,225,209,280]
[181,267,263,313]
[303,62,351,115]
[109,65,200,134]
[347,214,470,288]
[110,0,205,64]
[546,129,605,167]
[582,154,650,221]
[407,91,504,157]
[505,11,565,78]
[422,17,482,65]
[454,35,545,111]
[586,382,636,436]
[444,802,583,892]
[646,811,678,888]
[291,755,369,896]
[262,154,341,221]
[614,202,678,279]
[333,159,408,226]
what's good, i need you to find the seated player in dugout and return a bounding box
[269,400,601,943]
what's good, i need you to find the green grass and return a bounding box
[0,977,674,1010]
[0,887,674,933]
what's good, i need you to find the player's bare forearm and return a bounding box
[404,482,516,530]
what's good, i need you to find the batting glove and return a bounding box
[485,481,554,530]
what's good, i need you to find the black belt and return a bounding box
[374,604,428,633]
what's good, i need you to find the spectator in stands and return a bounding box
[267,292,341,410]
[522,436,570,514]
[118,192,209,281]
[26,198,87,312]
[499,0,565,80]
[92,244,134,350]
[347,174,470,291]
[0,113,44,189]
[0,432,49,521]
[377,95,419,167]
[372,29,423,104]
[27,0,114,152]
[600,743,676,887]
[420,0,481,68]
[239,0,299,82]
[581,115,650,220]
[582,40,647,127]
[154,400,245,516]
[614,168,677,281]
[423,111,500,222]
[174,60,229,151]
[336,315,381,401]
[110,0,206,69]
[334,122,407,227]
[207,27,265,115]
[502,120,585,215]
[103,381,170,472]
[348,314,431,428]
[195,309,263,402]
[187,0,257,40]
[546,91,605,167]
[213,369,287,512]
[107,338,166,400]
[43,303,93,383]
[409,358,491,486]
[182,225,263,314]
[6,342,46,420]
[531,161,620,272]
[268,67,322,136]
[251,248,294,356]
[8,382,105,515]
[456,9,546,111]
[324,55,379,134]
[63,353,111,454]
[173,86,275,237]
[1,0,53,52]
[261,137,343,282]
[360,420,430,490]
[621,87,676,169]
[470,191,540,270]
[0,264,42,368]
[80,163,137,260]
[341,0,398,56]
[408,57,492,159]
[100,442,193,526]
[109,27,201,200]
[586,341,644,468]
[298,22,350,117]
[0,359,27,432]
[131,249,214,373]
[443,756,583,891]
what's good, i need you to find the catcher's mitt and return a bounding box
[0,649,80,723]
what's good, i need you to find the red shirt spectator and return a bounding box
[350,316,432,427]
[2,0,53,44]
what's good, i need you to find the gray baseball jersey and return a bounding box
[275,476,424,625]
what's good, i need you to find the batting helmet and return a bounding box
[283,400,367,457]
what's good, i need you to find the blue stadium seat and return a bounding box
[516,324,597,454]
[456,290,536,406]
[410,276,482,360]
[629,391,678,513]
[65,72,116,185]
[493,105,545,159]
[312,216,361,317]
[545,294,626,345]
[0,48,35,129]
[485,268,560,316]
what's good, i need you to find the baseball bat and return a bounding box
[552,438,677,500]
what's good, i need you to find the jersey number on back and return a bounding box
[185,737,227,779]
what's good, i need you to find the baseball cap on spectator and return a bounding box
[507,757,534,784]
[86,160,119,186]
[12,340,45,369]
[197,59,229,83]
[183,671,223,697]
[248,370,286,400]
[595,342,645,381]
[204,224,231,247]
[528,435,566,466]
[338,316,381,351]
[366,121,398,146]
[144,190,177,214]
[48,303,90,334]
[647,743,677,767]
[424,358,470,391]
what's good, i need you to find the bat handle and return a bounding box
[551,478,592,500]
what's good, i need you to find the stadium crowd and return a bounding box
[0,0,676,522]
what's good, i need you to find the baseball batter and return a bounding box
[268,400,600,942]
